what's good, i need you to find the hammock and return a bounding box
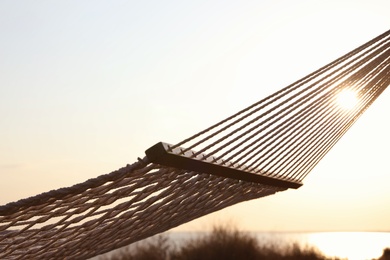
[1,29,389,259]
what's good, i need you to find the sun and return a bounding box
[336,89,358,110]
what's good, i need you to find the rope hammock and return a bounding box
[1,29,389,259]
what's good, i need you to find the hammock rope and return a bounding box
[156,30,390,182]
[0,29,389,259]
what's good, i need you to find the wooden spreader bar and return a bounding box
[145,142,302,189]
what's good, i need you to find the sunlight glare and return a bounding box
[337,89,358,110]
[307,232,389,260]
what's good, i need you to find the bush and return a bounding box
[377,248,390,260]
[172,225,260,260]
[103,235,173,260]
[99,225,349,260]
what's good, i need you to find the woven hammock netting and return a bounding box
[1,29,389,259]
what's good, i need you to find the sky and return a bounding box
[0,0,389,232]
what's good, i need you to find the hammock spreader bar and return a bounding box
[146,142,303,189]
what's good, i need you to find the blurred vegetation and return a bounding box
[98,225,390,260]
[377,248,390,260]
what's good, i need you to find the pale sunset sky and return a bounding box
[0,1,389,232]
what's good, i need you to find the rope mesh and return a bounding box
[0,29,389,259]
[0,160,282,259]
